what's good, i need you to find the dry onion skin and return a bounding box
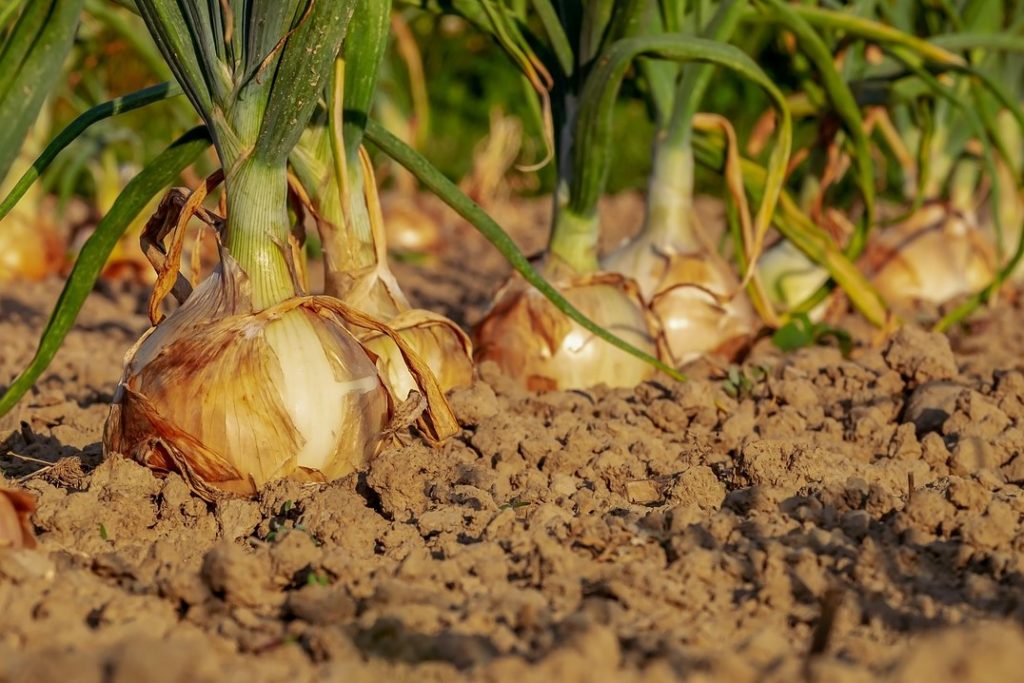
[104,254,450,500]
[604,237,757,367]
[869,203,995,306]
[474,272,659,391]
[359,309,474,401]
[0,486,37,550]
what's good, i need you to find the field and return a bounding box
[4,198,1024,682]
[2,2,1024,681]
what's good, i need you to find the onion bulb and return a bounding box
[104,252,457,500]
[0,208,63,282]
[0,115,64,282]
[380,190,444,254]
[604,230,757,366]
[0,486,37,550]
[474,270,659,391]
[756,239,831,320]
[868,202,995,305]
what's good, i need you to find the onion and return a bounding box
[869,203,995,305]
[380,190,444,254]
[474,269,658,391]
[0,209,62,282]
[756,239,831,320]
[0,486,36,550]
[105,252,456,500]
[0,113,64,282]
[605,237,756,365]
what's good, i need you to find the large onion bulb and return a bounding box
[104,254,456,499]
[0,486,37,550]
[474,271,658,391]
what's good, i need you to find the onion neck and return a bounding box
[549,191,599,276]
[328,158,376,273]
[223,157,296,309]
[641,135,699,252]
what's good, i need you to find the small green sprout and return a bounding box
[771,313,852,357]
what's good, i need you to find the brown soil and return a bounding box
[3,194,1024,682]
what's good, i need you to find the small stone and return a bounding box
[884,327,957,387]
[961,500,1017,549]
[903,381,963,434]
[285,584,356,624]
[841,509,871,541]
[201,543,279,608]
[448,380,499,427]
[947,477,991,511]
[1000,454,1024,486]
[949,437,1002,477]
[625,480,661,505]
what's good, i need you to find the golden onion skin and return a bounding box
[474,275,658,391]
[0,212,63,282]
[869,203,995,306]
[0,487,37,550]
[604,242,756,366]
[104,260,391,499]
[360,310,475,399]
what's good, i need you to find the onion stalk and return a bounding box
[104,1,458,499]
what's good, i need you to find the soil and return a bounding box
[3,193,1024,682]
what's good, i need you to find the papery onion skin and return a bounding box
[0,487,37,550]
[604,242,757,366]
[361,312,475,400]
[104,258,391,498]
[474,275,658,391]
[869,204,995,306]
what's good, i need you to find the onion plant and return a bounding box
[0,4,683,436]
[100,1,465,498]
[603,0,765,366]
[747,1,1024,330]
[398,0,796,389]
[290,0,474,400]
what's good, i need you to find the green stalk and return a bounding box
[223,159,295,307]
[548,200,600,274]
[643,0,746,249]
[0,0,84,182]
[135,0,354,309]
[644,142,697,248]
